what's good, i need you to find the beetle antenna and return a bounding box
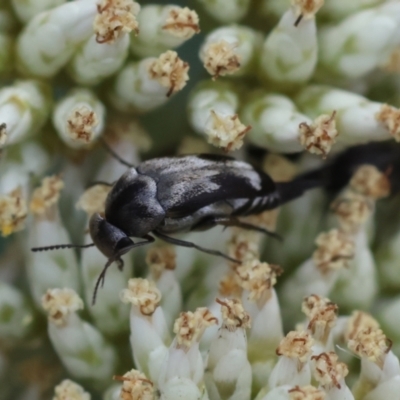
[100,137,135,168]
[92,258,113,305]
[31,243,95,252]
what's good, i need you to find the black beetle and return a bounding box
[32,153,320,303]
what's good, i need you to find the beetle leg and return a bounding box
[101,137,136,168]
[193,217,283,241]
[153,231,240,264]
[218,217,282,241]
[116,257,124,271]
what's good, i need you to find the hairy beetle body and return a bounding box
[92,153,318,259]
[33,153,320,304]
[102,154,281,236]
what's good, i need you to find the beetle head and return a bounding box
[89,212,135,263]
[89,212,140,304]
[30,212,134,305]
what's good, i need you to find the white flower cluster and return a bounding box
[2,0,400,399]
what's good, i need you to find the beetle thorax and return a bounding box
[105,172,165,238]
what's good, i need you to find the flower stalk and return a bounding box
[318,2,400,80]
[27,176,81,307]
[146,246,182,330]
[258,1,321,90]
[53,89,105,148]
[240,91,312,153]
[0,80,52,148]
[42,288,117,386]
[188,80,250,151]
[130,5,199,58]
[196,0,250,23]
[200,26,262,79]
[120,278,171,381]
[158,308,218,400]
[111,50,189,112]
[205,298,252,400]
[0,282,34,340]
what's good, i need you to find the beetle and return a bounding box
[32,153,320,304]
